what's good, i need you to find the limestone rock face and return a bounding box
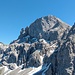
[67,23,75,43]
[0,15,74,75]
[18,26,29,39]
[42,24,75,75]
[1,43,30,68]
[28,50,41,67]
[11,15,70,44]
[29,15,70,41]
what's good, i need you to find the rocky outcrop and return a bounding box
[0,15,74,75]
[29,15,70,41]
[42,23,75,75]
[28,50,41,67]
[11,15,70,44]
[0,43,30,68]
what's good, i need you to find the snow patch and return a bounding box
[28,65,42,75]
[40,56,43,64]
[39,39,47,43]
[50,50,54,53]
[42,63,51,75]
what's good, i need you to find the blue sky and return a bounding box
[0,0,75,44]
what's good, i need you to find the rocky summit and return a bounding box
[0,15,75,75]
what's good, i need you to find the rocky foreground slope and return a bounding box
[0,15,75,75]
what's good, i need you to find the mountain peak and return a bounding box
[0,15,75,75]
[29,15,70,40]
[11,15,71,44]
